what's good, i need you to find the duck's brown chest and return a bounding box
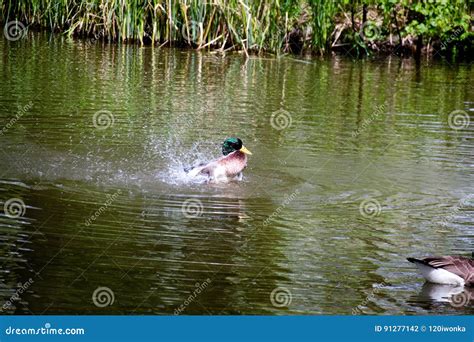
[222,151,247,176]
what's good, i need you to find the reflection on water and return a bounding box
[407,283,473,314]
[0,33,473,315]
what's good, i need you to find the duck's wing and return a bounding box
[186,164,206,177]
[184,162,209,175]
[408,256,474,285]
[186,160,218,178]
[184,161,207,173]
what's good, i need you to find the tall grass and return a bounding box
[1,0,326,53]
[1,1,472,57]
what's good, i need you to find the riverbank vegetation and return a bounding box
[1,1,473,59]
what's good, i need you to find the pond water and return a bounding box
[0,33,473,315]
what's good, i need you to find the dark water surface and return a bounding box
[1,33,473,315]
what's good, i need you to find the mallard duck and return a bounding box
[407,254,474,287]
[186,137,252,182]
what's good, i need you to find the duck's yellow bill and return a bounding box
[240,146,252,155]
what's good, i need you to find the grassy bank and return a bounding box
[1,1,473,59]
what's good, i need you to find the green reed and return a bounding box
[1,1,472,57]
[1,0,317,53]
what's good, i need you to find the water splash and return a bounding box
[151,137,217,185]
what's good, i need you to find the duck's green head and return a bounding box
[222,137,252,156]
